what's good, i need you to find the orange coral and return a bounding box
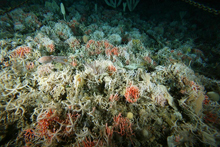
[108,65,117,76]
[23,109,80,145]
[124,85,140,103]
[11,46,31,58]
[113,113,134,137]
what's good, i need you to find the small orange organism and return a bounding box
[11,46,31,58]
[124,85,140,103]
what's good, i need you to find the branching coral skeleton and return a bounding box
[176,101,220,142]
[31,102,58,121]
[3,81,28,96]
[75,125,89,139]
[5,100,26,116]
[64,112,81,133]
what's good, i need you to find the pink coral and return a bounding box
[124,85,140,103]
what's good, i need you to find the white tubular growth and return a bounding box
[60,3,66,21]
[126,0,140,11]
[105,0,122,8]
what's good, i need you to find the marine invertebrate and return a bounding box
[65,36,80,50]
[109,94,119,102]
[81,137,96,147]
[25,62,34,70]
[11,46,31,58]
[85,40,105,55]
[108,33,122,45]
[23,128,35,145]
[3,81,28,96]
[84,60,106,75]
[105,47,119,57]
[105,0,122,8]
[113,113,134,138]
[204,111,219,124]
[124,85,140,103]
[105,113,134,145]
[37,63,54,76]
[23,109,80,146]
[108,64,117,76]
[47,43,55,52]
[151,85,175,108]
[105,123,114,145]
